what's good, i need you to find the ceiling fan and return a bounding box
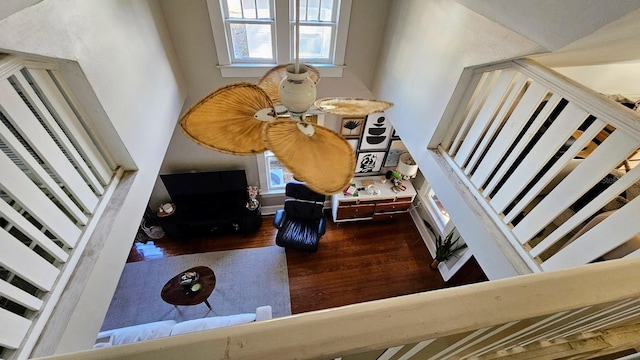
[179,0,393,195]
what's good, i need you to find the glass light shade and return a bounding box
[397,152,418,178]
[279,64,317,116]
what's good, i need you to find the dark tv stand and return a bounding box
[158,170,262,239]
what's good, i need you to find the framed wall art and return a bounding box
[346,138,359,152]
[355,151,386,174]
[384,139,408,167]
[340,117,364,138]
[306,114,320,125]
[359,112,392,150]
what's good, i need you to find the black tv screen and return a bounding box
[161,170,248,219]
[161,170,246,197]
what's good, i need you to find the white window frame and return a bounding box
[257,150,295,194]
[417,181,452,235]
[207,0,351,78]
[288,0,338,64]
[220,0,277,63]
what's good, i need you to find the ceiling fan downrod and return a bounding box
[278,0,316,121]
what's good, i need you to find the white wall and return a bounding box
[552,62,640,99]
[372,0,546,279]
[0,0,186,354]
[150,0,389,208]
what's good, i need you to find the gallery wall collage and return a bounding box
[340,112,408,176]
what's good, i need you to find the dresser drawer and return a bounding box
[336,204,376,220]
[372,212,401,221]
[374,201,412,213]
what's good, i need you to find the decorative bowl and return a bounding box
[179,271,199,286]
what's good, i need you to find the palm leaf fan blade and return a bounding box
[180,82,274,154]
[264,120,355,195]
[314,97,394,116]
[257,64,321,105]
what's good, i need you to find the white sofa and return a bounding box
[94,305,272,348]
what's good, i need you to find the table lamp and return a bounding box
[396,152,418,179]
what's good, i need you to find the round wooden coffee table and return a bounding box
[161,266,216,310]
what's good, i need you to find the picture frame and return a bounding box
[391,128,400,139]
[340,117,364,138]
[355,151,386,174]
[346,138,359,152]
[359,112,392,150]
[384,139,408,167]
[305,114,322,125]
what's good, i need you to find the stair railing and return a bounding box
[436,58,640,272]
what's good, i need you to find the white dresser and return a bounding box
[331,175,417,223]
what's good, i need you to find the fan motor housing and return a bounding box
[279,65,317,115]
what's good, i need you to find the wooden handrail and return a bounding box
[38,257,640,360]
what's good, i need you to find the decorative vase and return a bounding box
[430,259,440,270]
[247,185,260,211]
[246,198,260,211]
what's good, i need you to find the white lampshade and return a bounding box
[397,152,418,178]
[279,64,317,118]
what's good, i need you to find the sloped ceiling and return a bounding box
[0,0,42,21]
[534,7,640,67]
[455,0,640,51]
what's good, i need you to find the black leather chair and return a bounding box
[273,182,327,252]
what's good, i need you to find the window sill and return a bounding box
[218,64,345,78]
[260,189,286,197]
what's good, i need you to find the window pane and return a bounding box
[230,23,273,60]
[242,0,256,18]
[428,189,450,224]
[299,25,332,59]
[256,0,271,18]
[307,0,320,21]
[266,153,294,189]
[298,0,308,21]
[319,0,334,21]
[226,0,243,18]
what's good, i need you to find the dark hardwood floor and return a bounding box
[128,213,487,314]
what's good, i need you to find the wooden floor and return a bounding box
[128,213,487,314]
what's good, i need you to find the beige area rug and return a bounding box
[100,246,291,331]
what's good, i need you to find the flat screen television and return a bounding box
[160,170,247,222]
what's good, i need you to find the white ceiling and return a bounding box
[455,0,640,51]
[535,7,640,67]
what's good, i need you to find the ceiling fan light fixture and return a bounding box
[279,64,317,118]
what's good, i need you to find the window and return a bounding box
[292,0,338,63]
[208,0,351,77]
[417,181,452,234]
[428,188,450,226]
[222,0,275,62]
[258,150,295,193]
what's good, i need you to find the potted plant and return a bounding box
[423,220,467,270]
